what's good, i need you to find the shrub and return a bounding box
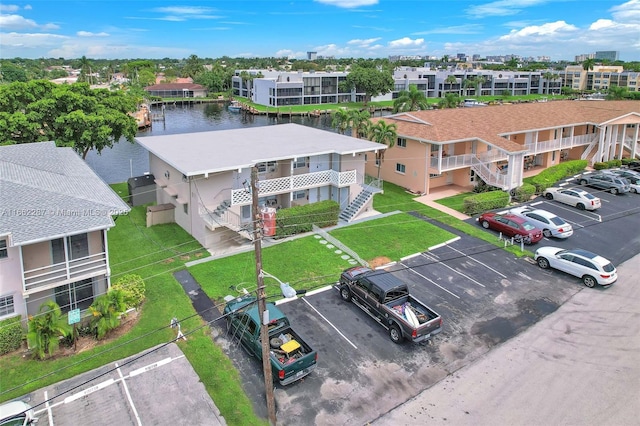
[463,190,510,215]
[528,160,588,192]
[89,290,127,340]
[111,274,146,309]
[0,315,24,355]
[511,183,536,203]
[275,200,339,237]
[593,162,608,170]
[27,301,71,359]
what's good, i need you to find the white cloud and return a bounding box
[388,37,424,48]
[413,24,483,35]
[466,0,550,18]
[0,14,59,31]
[0,4,20,12]
[77,31,110,37]
[314,0,378,8]
[499,21,578,40]
[274,49,306,59]
[347,37,381,46]
[610,0,640,21]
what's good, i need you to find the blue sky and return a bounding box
[1,0,639,61]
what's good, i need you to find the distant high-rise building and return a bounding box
[307,51,317,60]
[575,53,595,62]
[595,51,619,61]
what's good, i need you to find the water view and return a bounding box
[85,102,340,184]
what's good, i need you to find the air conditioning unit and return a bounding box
[268,166,276,172]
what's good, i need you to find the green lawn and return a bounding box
[435,192,474,213]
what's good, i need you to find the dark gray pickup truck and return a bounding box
[339,266,443,344]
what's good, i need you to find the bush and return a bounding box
[594,159,622,170]
[111,274,146,309]
[463,191,510,215]
[89,290,127,340]
[593,161,608,170]
[511,183,536,203]
[275,200,339,237]
[0,316,24,355]
[528,160,588,192]
[27,301,71,359]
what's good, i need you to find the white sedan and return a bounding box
[542,187,601,211]
[534,247,617,287]
[508,206,573,238]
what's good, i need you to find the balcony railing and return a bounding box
[23,252,108,293]
[230,169,357,205]
[525,133,597,155]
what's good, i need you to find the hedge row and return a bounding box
[0,315,23,355]
[463,190,510,215]
[511,183,537,203]
[593,159,623,170]
[527,159,588,192]
[275,200,340,237]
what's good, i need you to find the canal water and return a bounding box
[85,102,340,184]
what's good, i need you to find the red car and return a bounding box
[478,212,543,244]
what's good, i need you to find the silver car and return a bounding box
[508,206,573,238]
[542,187,601,211]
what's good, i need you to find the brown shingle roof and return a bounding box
[375,100,640,153]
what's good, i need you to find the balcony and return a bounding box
[23,252,108,294]
[525,133,597,154]
[230,169,357,205]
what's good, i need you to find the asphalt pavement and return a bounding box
[373,251,640,425]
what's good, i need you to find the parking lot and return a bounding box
[216,172,640,426]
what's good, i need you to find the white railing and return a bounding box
[230,169,357,205]
[201,207,244,232]
[470,158,509,189]
[525,133,597,155]
[24,252,108,292]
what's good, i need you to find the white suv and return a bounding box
[0,401,36,426]
[534,247,617,287]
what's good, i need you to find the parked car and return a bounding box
[543,187,601,211]
[534,247,617,287]
[0,401,36,426]
[625,175,640,193]
[508,206,573,238]
[577,172,630,194]
[477,212,543,244]
[604,168,640,181]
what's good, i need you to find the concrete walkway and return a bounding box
[413,185,472,220]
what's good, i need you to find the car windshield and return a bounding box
[584,193,596,199]
[602,263,615,273]
[550,216,566,225]
[522,222,536,231]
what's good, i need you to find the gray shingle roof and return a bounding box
[0,142,130,246]
[135,123,385,176]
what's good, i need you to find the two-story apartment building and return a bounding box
[136,123,385,249]
[367,100,640,195]
[0,142,130,320]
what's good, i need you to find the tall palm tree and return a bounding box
[444,75,458,95]
[347,109,371,138]
[582,58,596,71]
[462,77,477,97]
[542,71,560,94]
[331,108,351,134]
[79,55,93,85]
[368,120,398,179]
[393,84,429,113]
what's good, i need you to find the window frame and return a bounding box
[0,294,15,317]
[395,163,406,174]
[0,238,7,259]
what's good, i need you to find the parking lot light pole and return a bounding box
[251,166,277,425]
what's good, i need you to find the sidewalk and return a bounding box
[413,185,472,220]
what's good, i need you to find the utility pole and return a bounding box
[251,166,277,425]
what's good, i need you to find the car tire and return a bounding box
[545,193,554,200]
[340,286,352,302]
[610,187,618,194]
[582,275,597,288]
[632,188,638,193]
[579,179,587,185]
[389,324,403,344]
[577,203,585,210]
[537,257,550,269]
[481,220,490,229]
[543,229,552,238]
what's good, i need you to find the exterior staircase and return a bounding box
[339,189,374,222]
[202,200,253,242]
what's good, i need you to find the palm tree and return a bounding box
[347,109,371,138]
[606,85,627,100]
[89,290,126,340]
[437,92,461,109]
[368,120,398,179]
[393,84,429,113]
[78,55,93,85]
[444,75,458,95]
[582,58,596,71]
[331,108,351,135]
[27,301,71,359]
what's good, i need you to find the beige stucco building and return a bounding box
[367,100,640,195]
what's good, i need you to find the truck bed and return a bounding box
[386,295,440,326]
[269,328,314,367]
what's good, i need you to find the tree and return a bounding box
[89,290,126,339]
[0,61,28,82]
[0,80,138,159]
[27,301,71,359]
[342,65,394,106]
[393,84,429,113]
[444,75,458,94]
[606,85,628,100]
[183,54,204,79]
[331,108,351,134]
[437,92,461,109]
[368,120,398,179]
[348,109,371,138]
[543,72,560,94]
[582,58,596,71]
[506,57,519,69]
[78,56,93,85]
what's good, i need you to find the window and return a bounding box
[0,238,7,259]
[429,173,442,178]
[0,295,15,317]
[293,190,307,200]
[55,278,94,312]
[257,161,277,173]
[395,163,406,174]
[397,138,407,148]
[293,157,307,169]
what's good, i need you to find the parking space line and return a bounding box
[302,296,358,349]
[44,390,54,426]
[63,378,115,404]
[402,264,460,299]
[541,200,601,222]
[116,363,142,426]
[444,245,507,278]
[421,253,486,288]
